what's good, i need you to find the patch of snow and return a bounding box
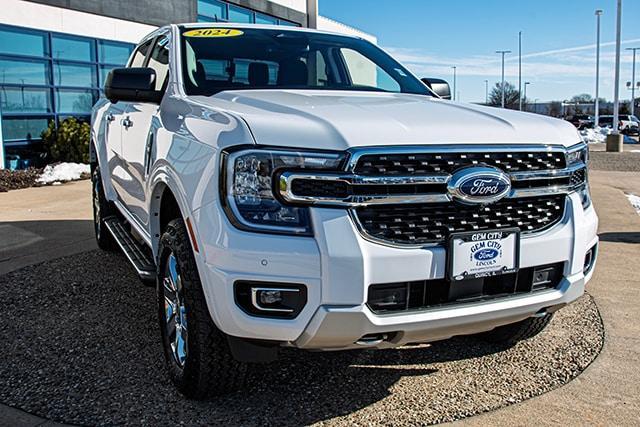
[580,126,610,144]
[627,194,640,216]
[581,127,639,144]
[37,162,90,185]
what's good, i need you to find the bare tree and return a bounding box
[548,101,562,117]
[620,101,631,114]
[570,93,593,103]
[488,82,522,110]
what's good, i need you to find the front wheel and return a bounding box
[157,218,247,399]
[475,313,554,346]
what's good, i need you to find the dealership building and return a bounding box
[0,0,375,169]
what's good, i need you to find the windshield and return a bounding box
[180,27,431,96]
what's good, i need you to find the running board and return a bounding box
[104,216,156,283]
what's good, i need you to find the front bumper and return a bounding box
[194,192,599,350]
[295,272,583,350]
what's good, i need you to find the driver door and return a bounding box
[120,34,170,227]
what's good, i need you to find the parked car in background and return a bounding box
[565,114,594,130]
[91,23,599,399]
[599,115,640,135]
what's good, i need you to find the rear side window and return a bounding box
[129,38,153,67]
[147,35,170,91]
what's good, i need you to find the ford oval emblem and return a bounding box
[448,166,511,204]
[473,248,500,261]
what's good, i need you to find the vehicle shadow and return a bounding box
[0,225,512,426]
[0,220,96,275]
[599,232,640,244]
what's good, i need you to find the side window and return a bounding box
[147,35,170,91]
[339,48,400,92]
[128,38,153,68]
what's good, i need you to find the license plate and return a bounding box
[448,229,520,281]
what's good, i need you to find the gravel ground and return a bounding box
[0,251,603,426]
[589,150,640,172]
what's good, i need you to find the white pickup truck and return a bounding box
[91,24,598,398]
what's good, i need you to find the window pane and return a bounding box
[55,89,96,113]
[147,36,169,90]
[58,115,90,124]
[99,65,118,87]
[0,87,51,113]
[228,5,253,23]
[99,41,132,65]
[278,20,298,27]
[198,0,226,20]
[0,58,49,85]
[53,63,96,87]
[0,27,47,57]
[197,15,215,23]
[1,117,50,141]
[255,13,277,25]
[52,35,95,62]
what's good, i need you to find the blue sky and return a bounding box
[319,0,640,103]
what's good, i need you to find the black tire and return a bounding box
[157,218,247,399]
[92,166,117,251]
[476,313,553,346]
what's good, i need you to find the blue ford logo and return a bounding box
[473,248,499,261]
[448,166,511,204]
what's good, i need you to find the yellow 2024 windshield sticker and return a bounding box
[183,28,244,38]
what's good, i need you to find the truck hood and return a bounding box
[191,90,581,150]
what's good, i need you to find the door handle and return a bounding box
[106,113,115,122]
[122,116,133,129]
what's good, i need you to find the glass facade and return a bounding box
[197,0,299,26]
[0,24,133,168]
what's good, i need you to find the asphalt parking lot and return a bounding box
[0,148,639,426]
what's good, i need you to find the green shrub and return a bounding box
[41,118,91,163]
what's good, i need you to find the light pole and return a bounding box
[518,31,523,110]
[612,0,622,136]
[451,66,457,101]
[496,50,511,108]
[524,81,531,111]
[595,9,603,127]
[484,79,489,104]
[606,0,623,152]
[625,47,640,116]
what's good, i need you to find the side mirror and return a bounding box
[104,67,163,104]
[421,78,452,100]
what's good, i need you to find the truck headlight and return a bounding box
[567,143,588,166]
[221,148,344,235]
[567,143,591,209]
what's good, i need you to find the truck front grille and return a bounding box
[354,195,566,245]
[353,151,566,175]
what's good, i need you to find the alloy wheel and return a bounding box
[163,253,188,367]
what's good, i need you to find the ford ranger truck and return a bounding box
[91,24,599,398]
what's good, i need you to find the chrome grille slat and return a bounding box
[353,151,566,175]
[353,195,566,246]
